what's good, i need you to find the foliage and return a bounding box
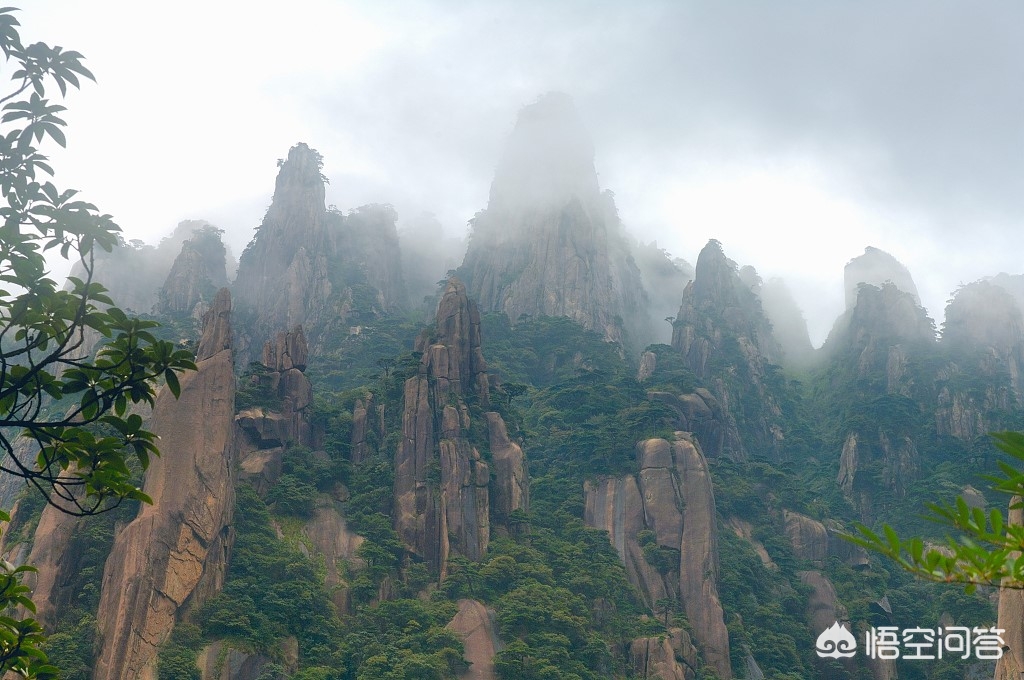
[199,485,341,665]
[0,9,195,677]
[849,431,1024,592]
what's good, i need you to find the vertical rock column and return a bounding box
[394,278,527,576]
[92,289,236,680]
[584,435,731,679]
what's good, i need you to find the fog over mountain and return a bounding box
[24,1,1024,345]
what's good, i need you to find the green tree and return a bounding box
[850,431,1024,591]
[0,9,195,676]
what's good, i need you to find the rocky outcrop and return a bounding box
[628,628,698,680]
[783,510,868,568]
[935,281,1024,439]
[994,497,1024,680]
[486,413,528,525]
[836,429,920,521]
[446,599,502,680]
[458,93,647,346]
[301,502,365,615]
[584,435,731,679]
[351,393,385,464]
[233,143,405,366]
[93,288,236,680]
[197,642,271,680]
[157,225,229,317]
[236,327,316,492]
[394,279,527,574]
[844,246,920,310]
[671,241,786,459]
[824,282,936,368]
[647,390,744,460]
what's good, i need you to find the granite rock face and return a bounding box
[671,240,785,459]
[458,93,647,346]
[157,225,229,317]
[446,599,502,680]
[584,435,731,679]
[393,279,527,575]
[628,628,698,680]
[93,289,236,680]
[236,326,316,492]
[233,143,405,366]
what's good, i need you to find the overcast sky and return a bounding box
[20,1,1024,344]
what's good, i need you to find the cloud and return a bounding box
[19,0,1024,344]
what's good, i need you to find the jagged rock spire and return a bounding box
[93,289,236,679]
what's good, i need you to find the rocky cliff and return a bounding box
[671,240,786,459]
[233,143,405,366]
[235,327,316,492]
[843,246,920,310]
[458,93,647,346]
[584,434,731,679]
[393,278,527,575]
[157,224,230,318]
[935,281,1024,441]
[446,599,502,680]
[92,289,236,680]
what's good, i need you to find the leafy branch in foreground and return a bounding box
[847,431,1024,593]
[0,7,195,677]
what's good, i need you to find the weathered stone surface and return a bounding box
[198,641,270,680]
[485,412,528,524]
[798,571,848,636]
[674,436,731,679]
[261,326,309,372]
[637,350,657,382]
[350,394,384,464]
[727,518,777,571]
[783,509,868,568]
[671,241,785,459]
[394,279,517,575]
[784,510,829,566]
[628,627,697,680]
[20,498,87,630]
[995,497,1024,680]
[584,435,731,679]
[93,290,236,680]
[301,502,365,615]
[646,390,743,460]
[233,143,404,365]
[446,599,502,680]
[458,93,648,346]
[158,226,229,316]
[435,278,490,404]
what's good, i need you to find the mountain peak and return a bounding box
[459,95,647,345]
[844,246,919,310]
